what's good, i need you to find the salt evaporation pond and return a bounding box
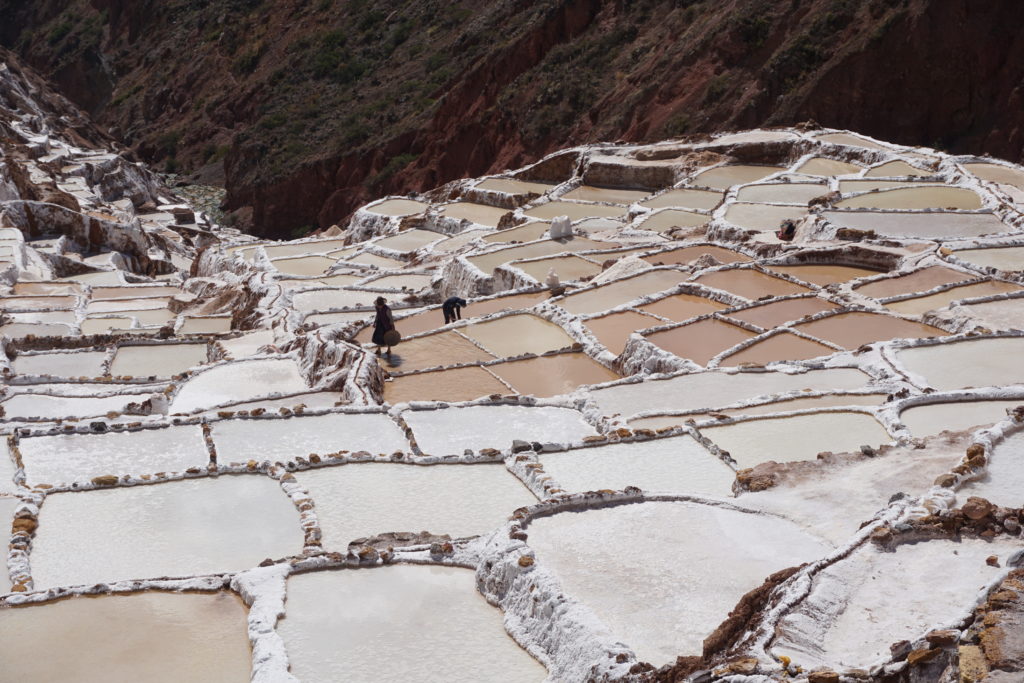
[959,297,1024,331]
[959,430,1024,508]
[378,331,495,372]
[538,435,735,496]
[628,393,886,429]
[170,358,308,413]
[691,165,785,189]
[291,288,378,312]
[772,536,1020,670]
[295,462,535,546]
[217,329,275,358]
[853,265,970,298]
[383,366,511,404]
[31,475,301,588]
[793,311,945,349]
[646,318,756,365]
[640,188,723,210]
[885,280,1021,315]
[563,185,650,203]
[488,353,619,397]
[866,159,932,177]
[279,566,546,682]
[635,209,708,232]
[837,185,983,210]
[109,343,208,378]
[726,296,838,327]
[700,412,891,467]
[0,591,252,682]
[796,157,863,176]
[900,399,1024,437]
[0,441,17,494]
[459,314,575,357]
[365,198,429,216]
[402,405,597,455]
[212,412,408,462]
[557,270,688,315]
[476,177,555,194]
[374,228,442,252]
[0,392,147,421]
[951,245,1024,272]
[583,310,662,354]
[526,501,829,666]
[512,254,602,282]
[723,203,808,231]
[735,183,827,204]
[642,244,750,266]
[19,424,208,485]
[823,210,1008,239]
[523,200,628,220]
[440,201,510,226]
[693,268,810,299]
[897,336,1024,390]
[766,264,883,286]
[718,331,836,366]
[483,221,550,243]
[637,292,727,322]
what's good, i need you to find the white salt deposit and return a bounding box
[109,343,208,378]
[897,337,1024,390]
[0,393,146,421]
[958,430,1024,508]
[0,440,17,494]
[900,399,1024,437]
[170,358,308,413]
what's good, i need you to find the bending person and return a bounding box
[442,296,468,324]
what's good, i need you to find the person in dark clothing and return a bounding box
[371,296,396,356]
[775,218,797,242]
[442,296,468,324]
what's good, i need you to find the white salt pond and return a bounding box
[1,392,147,421]
[640,188,723,211]
[179,316,232,335]
[897,337,1024,390]
[31,475,302,588]
[291,288,378,312]
[0,591,252,682]
[0,497,15,589]
[0,440,17,494]
[18,425,208,486]
[441,201,511,227]
[700,412,892,468]
[217,329,276,358]
[823,210,1008,239]
[12,350,108,377]
[539,435,735,496]
[279,565,546,683]
[294,462,536,546]
[109,343,208,378]
[796,157,863,176]
[958,430,1024,508]
[523,200,628,221]
[476,177,555,195]
[170,358,308,413]
[563,185,650,204]
[211,412,408,463]
[885,280,1021,315]
[691,165,785,189]
[635,209,708,233]
[723,202,807,231]
[526,501,829,665]
[959,297,1024,331]
[374,229,443,252]
[772,536,1020,670]
[899,399,1024,437]
[557,270,688,315]
[401,405,597,455]
[951,245,1024,272]
[735,183,827,204]
[365,198,429,216]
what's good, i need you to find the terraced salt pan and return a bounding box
[735,183,827,203]
[558,270,688,315]
[0,393,153,421]
[7,309,76,324]
[897,337,1024,390]
[691,165,785,189]
[342,252,405,269]
[900,399,1024,437]
[374,229,444,252]
[378,331,495,372]
[694,268,810,299]
[109,343,208,378]
[468,237,608,276]
[296,462,535,545]
[212,412,408,462]
[816,132,889,150]
[795,312,945,349]
[262,239,349,259]
[0,440,17,494]
[215,391,344,413]
[838,179,940,193]
[31,475,302,588]
[885,280,1022,315]
[766,264,883,286]
[591,368,871,419]
[635,209,708,232]
[726,297,839,327]
[440,201,510,227]
[402,404,597,455]
[362,273,433,291]
[723,203,808,231]
[959,297,1024,331]
[719,332,837,366]
[647,318,757,365]
[836,186,982,209]
[217,329,276,358]
[280,566,545,683]
[773,537,1020,670]
[365,198,429,216]
[636,292,728,322]
[700,412,892,467]
[79,317,134,335]
[641,244,750,266]
[512,254,602,282]
[483,221,550,243]
[476,177,555,195]
[307,310,374,328]
[527,501,829,665]
[460,314,575,357]
[90,285,179,300]
[523,199,634,222]
[19,424,207,486]
[539,435,735,496]
[179,316,232,334]
[951,246,1024,272]
[963,162,1024,191]
[435,229,489,252]
[959,430,1024,508]
[271,255,338,276]
[823,210,1008,239]
[170,358,307,413]
[584,310,662,354]
[12,281,83,296]
[123,308,176,326]
[0,322,72,337]
[383,366,511,404]
[854,266,972,299]
[865,160,932,177]
[0,591,252,683]
[628,394,887,430]
[0,295,76,311]
[640,188,723,211]
[489,353,619,397]
[563,185,650,204]
[290,288,378,312]
[796,157,863,176]
[12,350,108,377]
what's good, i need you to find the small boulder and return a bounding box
[91,474,119,487]
[963,497,994,521]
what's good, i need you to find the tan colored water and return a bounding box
[636,209,709,232]
[951,246,1024,272]
[179,316,233,334]
[13,281,83,296]
[482,222,550,243]
[110,343,208,378]
[563,185,651,204]
[767,264,883,286]
[725,297,839,328]
[476,177,556,195]
[640,188,724,211]
[628,394,887,429]
[374,229,443,252]
[959,298,1024,331]
[342,252,405,269]
[854,266,972,299]
[691,165,785,189]
[308,311,374,328]
[646,318,757,365]
[839,179,941,193]
[719,332,836,366]
[558,270,688,315]
[723,203,808,231]
[440,201,511,227]
[837,186,982,209]
[816,132,889,150]
[694,268,810,300]
[91,285,179,300]
[434,229,488,252]
[885,280,1022,315]
[468,237,608,275]
[279,566,545,683]
[865,160,932,177]
[278,273,363,289]
[461,314,575,357]
[642,245,751,267]
[363,273,433,291]
[823,210,1008,239]
[735,183,828,203]
[523,201,629,220]
[489,353,619,397]
[79,317,135,335]
[0,591,251,682]
[124,308,176,326]
[584,310,662,354]
[86,297,170,314]
[896,337,1024,390]
[513,254,601,282]
[271,255,338,276]
[0,295,77,311]
[795,311,945,349]
[638,292,729,322]
[291,288,377,312]
[366,198,429,216]
[12,350,108,377]
[263,239,349,259]
[900,399,1024,437]
[701,411,891,467]
[795,157,863,176]
[964,162,1024,189]
[378,331,496,372]
[384,366,511,403]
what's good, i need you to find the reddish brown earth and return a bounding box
[2,0,1023,238]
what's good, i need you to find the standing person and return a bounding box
[442,296,468,324]
[372,296,396,357]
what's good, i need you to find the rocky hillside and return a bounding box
[3,0,1023,238]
